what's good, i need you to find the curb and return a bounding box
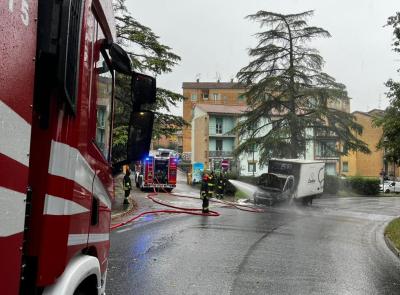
[384,234,400,258]
[111,197,136,221]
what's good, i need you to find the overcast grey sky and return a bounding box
[127,0,399,114]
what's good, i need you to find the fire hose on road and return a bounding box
[110,179,265,231]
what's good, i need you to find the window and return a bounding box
[216,117,223,134]
[316,140,337,158]
[216,139,223,151]
[202,92,209,100]
[213,93,220,101]
[59,0,84,113]
[247,144,256,153]
[191,93,197,101]
[94,23,113,160]
[342,161,349,172]
[248,163,256,173]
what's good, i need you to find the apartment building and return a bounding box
[183,80,351,175]
[191,104,246,170]
[182,81,246,161]
[340,109,400,178]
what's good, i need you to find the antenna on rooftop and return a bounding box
[215,72,221,83]
[195,73,201,83]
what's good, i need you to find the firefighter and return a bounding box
[208,170,216,199]
[216,171,225,199]
[123,168,132,204]
[200,171,210,213]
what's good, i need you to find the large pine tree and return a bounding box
[112,0,187,161]
[235,10,369,163]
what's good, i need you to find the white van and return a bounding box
[254,159,325,205]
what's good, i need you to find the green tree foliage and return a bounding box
[112,0,187,161]
[374,12,400,161]
[235,10,369,163]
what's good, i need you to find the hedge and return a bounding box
[324,175,340,194]
[345,176,380,195]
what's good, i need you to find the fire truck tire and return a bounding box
[42,255,100,295]
[165,188,173,193]
[74,274,98,295]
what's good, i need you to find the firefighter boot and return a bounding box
[202,197,209,213]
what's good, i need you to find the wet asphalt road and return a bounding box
[107,192,400,295]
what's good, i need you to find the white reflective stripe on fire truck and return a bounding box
[67,233,110,246]
[0,100,31,166]
[0,186,26,237]
[43,194,89,215]
[48,140,111,209]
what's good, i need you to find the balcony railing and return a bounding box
[315,129,338,137]
[315,151,339,159]
[208,150,233,158]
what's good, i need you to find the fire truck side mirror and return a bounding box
[131,72,157,107]
[109,43,132,75]
[127,111,154,162]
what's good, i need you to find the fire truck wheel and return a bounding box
[73,274,98,295]
[165,188,173,193]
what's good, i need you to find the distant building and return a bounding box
[191,104,246,170]
[340,109,400,179]
[183,80,351,175]
[152,130,183,154]
[182,81,246,161]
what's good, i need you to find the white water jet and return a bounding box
[228,179,260,201]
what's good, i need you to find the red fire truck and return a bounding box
[1,0,155,294]
[135,150,178,192]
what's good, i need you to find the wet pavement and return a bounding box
[107,176,400,295]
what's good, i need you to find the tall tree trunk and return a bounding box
[284,17,299,158]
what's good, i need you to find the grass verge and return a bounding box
[385,218,400,251]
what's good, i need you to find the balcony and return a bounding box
[208,150,234,158]
[315,129,338,138]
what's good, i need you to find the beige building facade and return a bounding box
[340,109,400,178]
[182,81,246,160]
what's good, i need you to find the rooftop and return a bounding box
[352,109,384,117]
[182,81,246,90]
[195,103,247,115]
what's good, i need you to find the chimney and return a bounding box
[230,78,234,83]
[196,78,199,83]
[217,79,220,83]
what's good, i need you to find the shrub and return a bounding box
[346,176,380,195]
[224,180,237,196]
[324,175,340,194]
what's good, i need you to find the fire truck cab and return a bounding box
[135,149,178,192]
[1,0,155,294]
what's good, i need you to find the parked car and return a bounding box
[381,181,400,193]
